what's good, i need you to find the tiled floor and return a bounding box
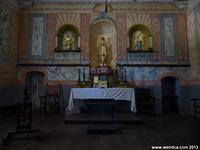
[0,113,200,150]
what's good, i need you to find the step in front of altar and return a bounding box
[64,112,141,124]
[86,124,119,134]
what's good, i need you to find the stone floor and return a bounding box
[0,113,200,150]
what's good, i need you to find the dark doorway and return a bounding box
[25,72,45,111]
[161,77,180,113]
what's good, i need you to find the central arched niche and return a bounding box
[90,18,117,69]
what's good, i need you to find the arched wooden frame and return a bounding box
[128,24,152,50]
[56,24,80,50]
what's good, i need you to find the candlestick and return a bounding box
[124,68,127,82]
[115,69,118,81]
[78,68,81,82]
[83,67,85,81]
[89,67,91,81]
[121,68,124,81]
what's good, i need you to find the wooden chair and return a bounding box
[40,84,60,113]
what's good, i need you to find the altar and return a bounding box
[66,88,136,113]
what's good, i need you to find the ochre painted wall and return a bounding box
[0,3,197,86]
[0,1,19,84]
[187,6,200,81]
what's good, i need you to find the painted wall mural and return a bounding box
[30,15,46,57]
[0,6,10,63]
[46,67,89,81]
[161,14,177,59]
[128,52,153,62]
[54,52,81,61]
[126,67,189,81]
[164,18,175,56]
[45,66,190,82]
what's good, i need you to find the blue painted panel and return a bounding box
[55,52,81,61]
[29,14,47,59]
[46,66,90,81]
[126,67,189,81]
[127,53,153,62]
[160,14,178,60]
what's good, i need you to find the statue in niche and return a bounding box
[134,31,143,50]
[135,36,143,49]
[98,36,108,66]
[63,31,74,50]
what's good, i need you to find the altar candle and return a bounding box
[55,36,58,48]
[78,36,80,47]
[149,36,152,49]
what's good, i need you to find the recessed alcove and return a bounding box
[128,24,152,51]
[55,24,80,51]
[90,17,117,69]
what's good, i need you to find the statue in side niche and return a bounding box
[63,31,74,50]
[135,36,143,50]
[134,31,143,50]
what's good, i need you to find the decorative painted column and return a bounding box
[19,13,29,60]
[116,13,127,61]
[151,14,161,61]
[46,13,57,60]
[177,13,188,62]
[80,13,90,60]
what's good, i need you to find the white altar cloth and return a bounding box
[67,88,136,112]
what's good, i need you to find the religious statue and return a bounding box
[134,31,143,50]
[98,36,108,66]
[135,36,143,50]
[63,31,74,50]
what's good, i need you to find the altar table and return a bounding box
[67,88,136,112]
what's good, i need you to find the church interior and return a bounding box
[0,0,200,149]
